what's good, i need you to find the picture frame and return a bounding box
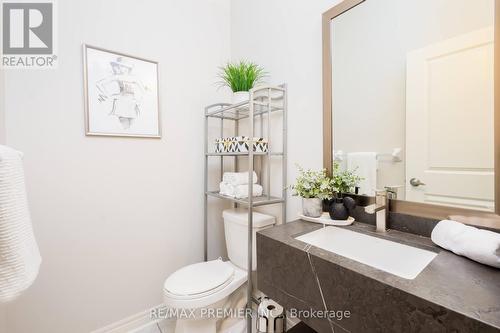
[83,44,161,138]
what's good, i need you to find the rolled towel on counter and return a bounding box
[431,220,500,268]
[222,171,258,186]
[219,182,263,199]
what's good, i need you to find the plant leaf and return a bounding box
[217,60,267,92]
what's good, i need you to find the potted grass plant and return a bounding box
[218,61,267,104]
[291,165,333,218]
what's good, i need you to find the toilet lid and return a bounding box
[164,259,235,296]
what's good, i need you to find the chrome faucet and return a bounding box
[384,186,400,200]
[364,189,389,233]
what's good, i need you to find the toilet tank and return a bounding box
[223,208,276,271]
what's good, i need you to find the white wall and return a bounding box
[231,0,343,221]
[2,0,230,332]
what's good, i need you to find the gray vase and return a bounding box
[302,198,322,218]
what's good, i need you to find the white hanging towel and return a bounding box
[0,145,41,302]
[347,152,377,196]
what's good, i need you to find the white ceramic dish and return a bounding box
[298,212,355,226]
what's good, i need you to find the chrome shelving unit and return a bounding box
[203,84,287,333]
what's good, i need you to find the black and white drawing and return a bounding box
[83,45,160,137]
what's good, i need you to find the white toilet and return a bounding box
[163,208,276,333]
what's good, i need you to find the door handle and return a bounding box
[410,178,426,187]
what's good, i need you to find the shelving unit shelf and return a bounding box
[206,191,285,206]
[203,84,287,333]
[206,152,284,157]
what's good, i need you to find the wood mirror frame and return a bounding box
[322,0,500,229]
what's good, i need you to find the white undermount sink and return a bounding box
[296,226,437,279]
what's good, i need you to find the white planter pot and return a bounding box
[232,91,250,104]
[302,198,323,218]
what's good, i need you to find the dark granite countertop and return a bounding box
[258,219,500,330]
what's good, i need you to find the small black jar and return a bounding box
[322,198,332,212]
[329,198,349,220]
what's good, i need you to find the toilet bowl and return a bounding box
[163,259,247,333]
[163,209,276,333]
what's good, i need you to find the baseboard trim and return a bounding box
[91,304,163,333]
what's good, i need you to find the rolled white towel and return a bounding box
[222,171,257,186]
[219,182,263,199]
[431,220,500,268]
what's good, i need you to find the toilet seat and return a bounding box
[163,260,247,309]
[164,259,235,300]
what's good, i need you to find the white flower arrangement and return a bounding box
[331,162,363,196]
[291,163,363,200]
[291,165,333,200]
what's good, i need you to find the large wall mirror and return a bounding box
[323,0,500,225]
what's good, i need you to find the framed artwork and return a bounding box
[83,44,161,138]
